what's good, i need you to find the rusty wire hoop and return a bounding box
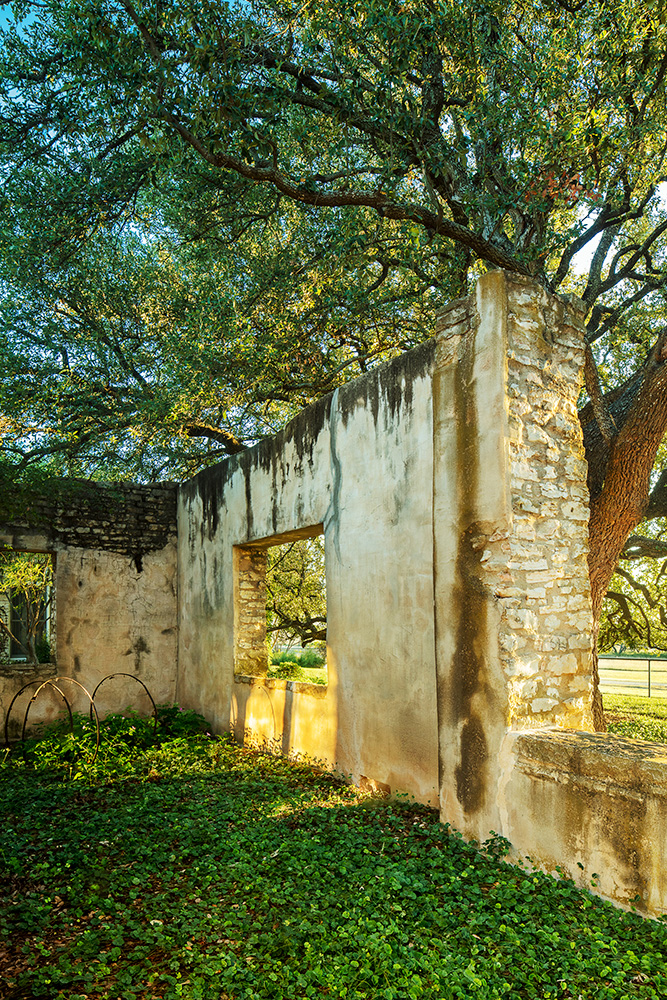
[4,678,73,748]
[4,677,100,765]
[22,680,74,745]
[90,673,159,737]
[4,673,156,769]
[26,677,100,765]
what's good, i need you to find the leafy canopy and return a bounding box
[2,0,667,477]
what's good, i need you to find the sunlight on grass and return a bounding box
[605,693,667,743]
[2,711,667,999]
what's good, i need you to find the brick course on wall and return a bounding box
[0,480,177,556]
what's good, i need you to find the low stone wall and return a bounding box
[502,729,667,915]
[232,674,336,762]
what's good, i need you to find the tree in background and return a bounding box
[3,1,667,725]
[266,538,326,651]
[600,554,667,654]
[0,551,52,665]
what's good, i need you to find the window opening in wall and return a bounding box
[0,551,54,666]
[266,536,327,685]
[234,529,327,685]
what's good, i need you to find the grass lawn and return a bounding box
[2,710,667,1000]
[604,693,667,742]
[266,665,328,685]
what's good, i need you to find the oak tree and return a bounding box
[3,0,667,726]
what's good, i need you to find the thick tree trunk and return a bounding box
[584,333,667,731]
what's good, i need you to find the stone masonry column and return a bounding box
[233,546,268,677]
[433,270,594,842]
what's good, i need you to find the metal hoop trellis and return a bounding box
[90,672,158,737]
[4,673,157,764]
[4,676,100,764]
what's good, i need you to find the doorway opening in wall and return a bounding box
[0,551,54,666]
[266,535,327,685]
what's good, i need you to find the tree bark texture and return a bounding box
[584,333,667,730]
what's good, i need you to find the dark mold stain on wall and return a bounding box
[339,340,435,430]
[448,316,490,816]
[327,391,343,559]
[124,635,150,674]
[180,339,436,543]
[190,462,229,542]
[455,715,488,812]
[452,524,490,814]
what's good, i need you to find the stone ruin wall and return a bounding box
[434,273,594,732]
[0,479,177,558]
[0,480,179,736]
[434,272,594,840]
[501,276,593,726]
[2,272,667,915]
[434,272,667,916]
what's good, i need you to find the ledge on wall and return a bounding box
[0,660,57,676]
[513,728,667,791]
[505,727,667,915]
[234,673,328,698]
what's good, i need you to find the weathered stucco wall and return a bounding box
[177,342,440,805]
[52,543,178,718]
[0,482,178,736]
[176,269,667,915]
[433,271,594,840]
[502,729,667,915]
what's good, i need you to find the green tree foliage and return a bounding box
[266,537,326,649]
[0,551,52,664]
[1,0,665,473]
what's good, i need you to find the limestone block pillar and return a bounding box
[433,270,594,841]
[233,546,268,677]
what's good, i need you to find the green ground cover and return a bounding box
[604,693,667,742]
[2,712,667,1000]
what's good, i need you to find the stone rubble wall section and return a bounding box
[2,481,177,556]
[501,276,593,728]
[234,546,268,677]
[435,274,594,731]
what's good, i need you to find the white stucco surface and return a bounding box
[177,343,440,804]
